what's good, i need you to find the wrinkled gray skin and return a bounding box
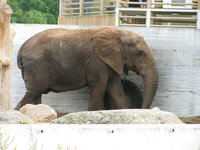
[15,27,158,110]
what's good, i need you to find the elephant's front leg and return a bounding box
[106,76,128,109]
[88,77,108,111]
[87,68,109,111]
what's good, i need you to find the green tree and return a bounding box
[7,0,59,24]
[45,13,56,24]
[11,9,24,23]
[24,10,47,24]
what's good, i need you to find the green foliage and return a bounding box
[24,10,47,24]
[7,0,59,24]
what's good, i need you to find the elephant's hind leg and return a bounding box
[15,92,41,110]
[15,62,50,110]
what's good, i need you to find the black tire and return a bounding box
[104,79,142,110]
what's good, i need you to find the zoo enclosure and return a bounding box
[59,0,200,28]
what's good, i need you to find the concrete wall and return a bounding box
[1,124,200,150]
[11,24,200,117]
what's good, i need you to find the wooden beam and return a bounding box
[0,1,15,111]
[101,0,105,15]
[116,0,120,8]
[79,0,84,16]
[147,0,151,8]
[151,24,196,28]
[151,2,197,6]
[120,16,146,19]
[146,9,151,27]
[120,2,147,5]
[84,6,100,10]
[59,0,64,17]
[0,0,6,6]
[151,17,197,20]
[198,0,200,9]
[119,23,146,27]
[197,11,200,29]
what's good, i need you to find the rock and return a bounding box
[52,107,184,124]
[19,104,57,123]
[0,110,33,124]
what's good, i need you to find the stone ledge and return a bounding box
[0,124,199,150]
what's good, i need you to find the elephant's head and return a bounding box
[92,27,158,108]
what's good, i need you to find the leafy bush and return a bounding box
[7,0,59,24]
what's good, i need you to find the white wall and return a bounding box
[11,24,200,117]
[1,124,200,150]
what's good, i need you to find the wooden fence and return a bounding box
[118,0,200,28]
[59,0,200,28]
[58,0,117,25]
[59,0,116,17]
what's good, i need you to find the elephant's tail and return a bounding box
[17,51,23,69]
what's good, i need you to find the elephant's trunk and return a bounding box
[141,64,158,108]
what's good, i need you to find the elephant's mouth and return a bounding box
[130,66,140,75]
[124,65,140,75]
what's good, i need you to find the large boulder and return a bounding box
[19,104,57,123]
[0,110,33,124]
[52,107,184,124]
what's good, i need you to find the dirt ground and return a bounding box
[179,116,200,124]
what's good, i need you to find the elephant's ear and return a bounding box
[92,29,123,75]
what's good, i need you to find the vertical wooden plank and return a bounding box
[197,11,200,29]
[0,1,15,111]
[115,8,119,26]
[101,0,105,15]
[146,9,151,27]
[0,0,6,6]
[59,0,63,17]
[80,0,84,16]
[147,0,151,8]
[116,0,120,8]
[198,0,200,10]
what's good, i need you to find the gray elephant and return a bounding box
[15,27,158,110]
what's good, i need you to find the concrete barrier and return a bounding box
[0,124,200,150]
[11,24,200,117]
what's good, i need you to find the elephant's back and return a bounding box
[17,27,116,65]
[18,29,73,55]
[18,28,98,56]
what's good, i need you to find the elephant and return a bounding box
[15,27,158,110]
[104,79,142,110]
